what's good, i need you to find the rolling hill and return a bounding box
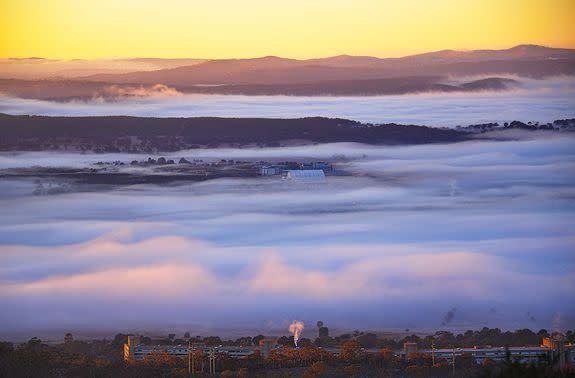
[78,45,575,86]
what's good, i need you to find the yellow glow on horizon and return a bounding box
[1,0,574,59]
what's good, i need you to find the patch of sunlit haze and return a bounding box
[1,0,574,59]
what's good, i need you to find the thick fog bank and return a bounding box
[1,76,574,126]
[0,136,574,337]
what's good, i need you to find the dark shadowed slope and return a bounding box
[0,76,520,99]
[3,114,569,153]
[0,114,469,151]
[173,76,519,96]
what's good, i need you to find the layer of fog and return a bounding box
[1,131,574,169]
[1,76,574,126]
[1,136,574,338]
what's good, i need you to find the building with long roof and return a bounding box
[283,169,326,181]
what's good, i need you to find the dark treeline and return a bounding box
[1,328,574,377]
[1,114,573,153]
[0,114,469,152]
[107,328,575,350]
[346,328,575,350]
[458,119,575,133]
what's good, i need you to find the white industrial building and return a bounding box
[283,169,326,181]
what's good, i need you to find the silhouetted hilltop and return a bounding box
[78,45,575,86]
[1,114,571,152]
[1,45,573,99]
[0,114,467,152]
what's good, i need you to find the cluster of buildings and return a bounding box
[124,336,278,362]
[258,161,332,180]
[128,157,248,167]
[403,336,575,368]
[124,333,574,369]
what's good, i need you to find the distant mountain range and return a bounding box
[0,45,573,98]
[79,45,575,86]
[0,58,206,80]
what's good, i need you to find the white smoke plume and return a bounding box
[289,320,304,347]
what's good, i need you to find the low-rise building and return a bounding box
[542,336,575,368]
[401,344,554,365]
[312,162,332,171]
[124,336,256,362]
[436,346,550,365]
[259,165,281,176]
[284,169,326,181]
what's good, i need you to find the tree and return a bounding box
[138,336,151,345]
[304,361,326,377]
[252,335,265,346]
[277,336,294,346]
[64,333,74,344]
[27,337,42,347]
[340,340,361,362]
[338,364,360,377]
[234,337,253,346]
[203,336,223,346]
[379,347,393,359]
[408,352,432,367]
[0,342,14,357]
[357,333,377,349]
[143,351,180,368]
[112,333,128,348]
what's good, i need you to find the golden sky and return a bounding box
[1,0,574,59]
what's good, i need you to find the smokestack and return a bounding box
[289,320,304,347]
